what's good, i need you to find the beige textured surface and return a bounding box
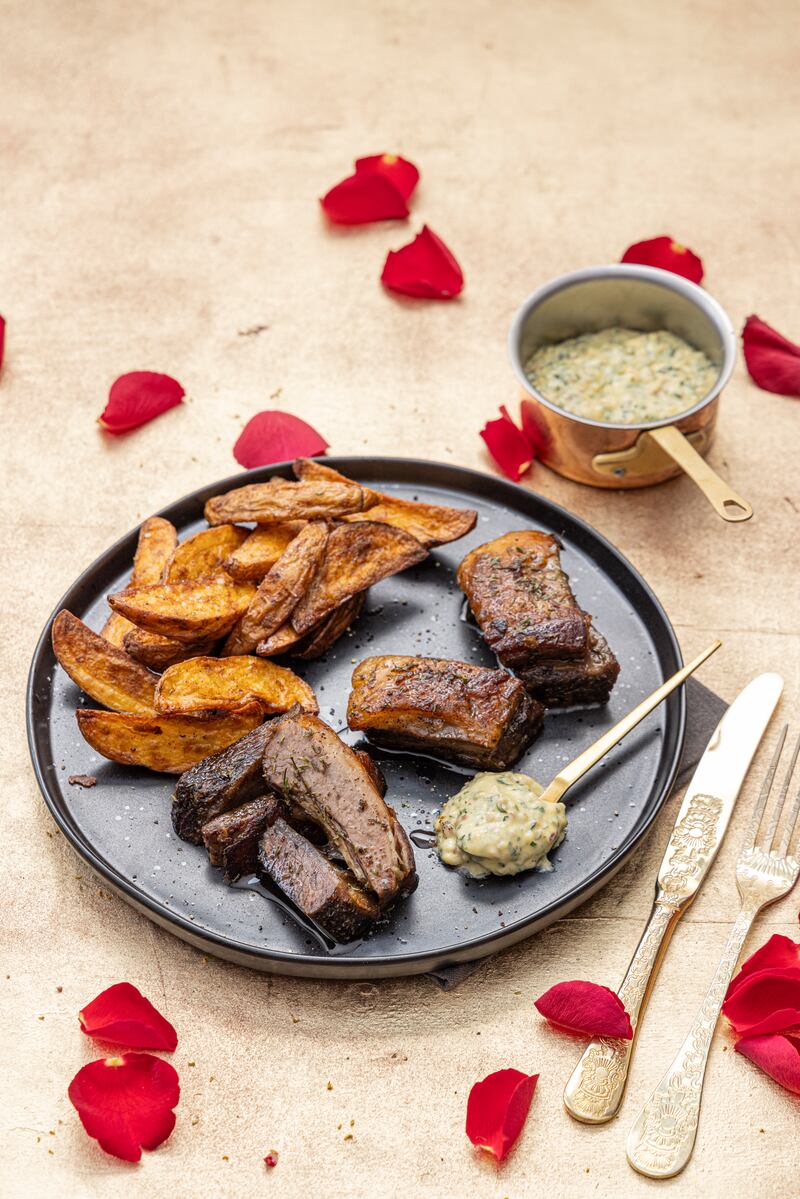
[2,1,799,1195]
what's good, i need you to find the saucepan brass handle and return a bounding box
[646,425,753,523]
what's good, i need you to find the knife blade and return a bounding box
[563,671,784,1124]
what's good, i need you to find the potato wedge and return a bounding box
[164,524,249,582]
[76,705,264,773]
[109,580,256,642]
[292,458,380,506]
[290,522,427,635]
[291,592,366,660]
[204,478,367,525]
[52,610,156,714]
[255,623,303,657]
[101,516,178,645]
[222,523,304,582]
[343,496,477,548]
[223,522,328,655]
[155,655,318,715]
[124,627,218,671]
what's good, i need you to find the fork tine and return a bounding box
[775,736,800,858]
[764,730,800,852]
[743,725,787,852]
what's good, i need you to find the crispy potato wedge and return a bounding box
[164,524,248,582]
[76,705,264,774]
[293,459,476,548]
[109,580,256,642]
[343,496,477,547]
[223,522,328,655]
[155,655,318,715]
[101,516,178,645]
[291,522,427,635]
[255,623,303,657]
[292,592,366,660]
[124,627,218,671]
[52,610,156,714]
[222,523,304,582]
[204,478,367,526]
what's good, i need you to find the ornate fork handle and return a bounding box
[564,896,681,1122]
[626,905,756,1178]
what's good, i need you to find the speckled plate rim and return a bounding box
[26,457,686,979]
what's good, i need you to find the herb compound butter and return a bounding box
[524,327,717,424]
[435,771,567,879]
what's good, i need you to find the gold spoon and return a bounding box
[539,640,721,806]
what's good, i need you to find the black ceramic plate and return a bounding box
[27,459,684,979]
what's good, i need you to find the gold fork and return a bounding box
[626,726,800,1179]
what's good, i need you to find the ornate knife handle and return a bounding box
[563,896,681,1123]
[626,906,755,1178]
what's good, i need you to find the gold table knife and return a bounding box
[563,671,784,1124]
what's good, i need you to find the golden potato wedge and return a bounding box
[343,496,477,548]
[124,627,218,671]
[222,523,304,583]
[155,655,318,715]
[223,522,328,655]
[76,705,264,773]
[52,610,156,714]
[255,623,303,657]
[101,516,178,645]
[109,580,256,642]
[290,522,427,635]
[292,458,380,506]
[204,478,367,526]
[164,524,249,582]
[292,592,366,660]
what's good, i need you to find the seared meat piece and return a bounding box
[172,723,273,844]
[517,626,620,707]
[356,748,387,797]
[347,655,544,769]
[261,710,417,907]
[457,530,590,668]
[258,818,380,942]
[202,794,285,879]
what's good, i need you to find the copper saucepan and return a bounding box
[508,264,752,522]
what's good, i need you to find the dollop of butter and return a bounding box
[435,771,567,879]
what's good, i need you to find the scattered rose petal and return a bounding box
[355,154,419,201]
[481,406,534,482]
[0,314,5,374]
[320,172,408,225]
[519,399,550,457]
[534,980,633,1039]
[99,372,185,434]
[465,1068,538,1163]
[264,1151,279,1168]
[68,1053,180,1162]
[735,1034,800,1096]
[722,967,800,1038]
[233,411,328,469]
[726,934,800,999]
[621,236,704,285]
[381,225,464,299]
[79,982,178,1052]
[742,315,800,397]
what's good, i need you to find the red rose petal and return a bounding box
[480,406,534,482]
[68,1053,180,1162]
[726,934,800,1000]
[519,399,550,457]
[320,172,408,225]
[722,967,800,1038]
[99,372,185,434]
[534,980,633,1039]
[735,1034,800,1096]
[742,314,800,397]
[0,314,5,375]
[465,1068,538,1163]
[621,236,704,285]
[381,225,464,300]
[79,982,178,1052]
[233,411,328,469]
[355,154,419,201]
[264,1152,279,1168]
